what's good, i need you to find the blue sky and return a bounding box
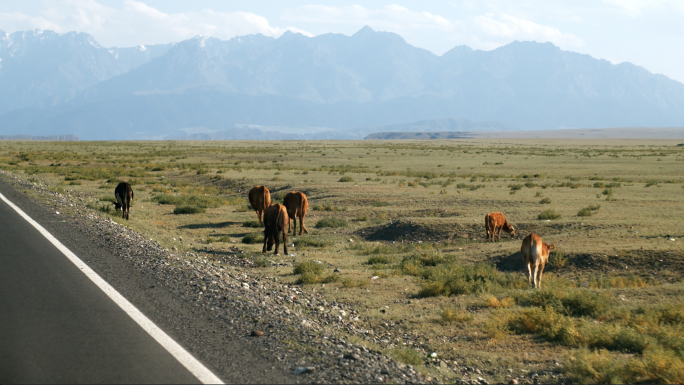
[2,0,683,83]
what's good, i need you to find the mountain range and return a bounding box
[1,26,683,140]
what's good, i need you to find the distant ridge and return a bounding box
[0,135,78,141]
[365,127,684,140]
[1,26,684,140]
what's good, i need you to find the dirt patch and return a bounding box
[356,220,482,243]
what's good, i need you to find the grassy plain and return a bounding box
[1,139,684,383]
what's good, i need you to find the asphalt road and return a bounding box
[0,192,207,383]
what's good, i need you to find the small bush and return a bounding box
[538,209,561,220]
[539,197,552,204]
[242,220,262,228]
[294,236,331,248]
[173,205,205,214]
[548,248,567,268]
[508,184,523,191]
[565,349,626,384]
[440,307,473,324]
[316,218,348,228]
[510,307,581,346]
[294,260,338,284]
[242,232,264,244]
[294,260,324,276]
[312,204,346,211]
[645,180,660,187]
[252,256,271,267]
[387,347,423,367]
[515,289,609,318]
[367,255,393,265]
[339,176,354,182]
[413,262,527,297]
[373,201,389,207]
[341,278,369,288]
[485,296,515,308]
[578,204,601,217]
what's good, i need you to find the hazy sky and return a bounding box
[2,0,683,83]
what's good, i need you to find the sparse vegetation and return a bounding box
[315,218,348,228]
[538,209,562,220]
[4,138,683,385]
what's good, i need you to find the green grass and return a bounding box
[366,255,393,265]
[315,217,348,228]
[293,236,331,248]
[173,205,205,214]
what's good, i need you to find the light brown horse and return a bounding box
[521,233,555,288]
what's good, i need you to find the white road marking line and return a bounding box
[0,192,224,385]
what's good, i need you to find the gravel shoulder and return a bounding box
[0,170,430,385]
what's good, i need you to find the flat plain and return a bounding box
[2,138,683,384]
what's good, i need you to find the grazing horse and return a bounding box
[113,182,134,220]
[263,204,289,255]
[521,233,555,288]
[283,191,309,235]
[248,186,271,223]
[485,212,516,242]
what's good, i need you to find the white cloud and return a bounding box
[282,4,583,52]
[282,4,453,33]
[0,0,311,47]
[469,13,584,49]
[604,0,684,15]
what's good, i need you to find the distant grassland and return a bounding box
[2,139,684,384]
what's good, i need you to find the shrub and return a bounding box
[538,209,561,220]
[414,263,527,297]
[293,236,331,248]
[293,260,338,284]
[153,194,227,208]
[485,296,515,308]
[510,307,581,346]
[242,232,264,244]
[367,255,393,265]
[315,218,348,228]
[578,204,601,217]
[373,201,389,207]
[387,347,424,367]
[440,307,473,324]
[539,197,552,204]
[508,184,523,191]
[548,248,567,268]
[252,256,271,267]
[173,205,205,214]
[242,220,262,228]
[565,349,626,384]
[515,289,609,318]
[312,204,346,211]
[341,278,369,288]
[339,176,354,182]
